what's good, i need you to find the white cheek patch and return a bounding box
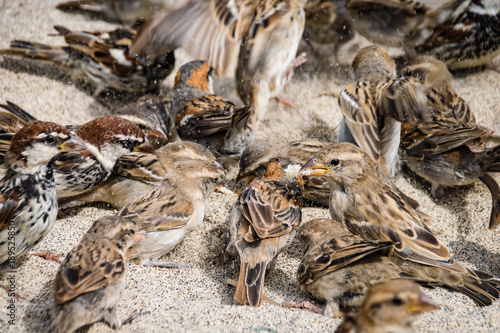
[23,142,61,167]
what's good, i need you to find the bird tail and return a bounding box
[0,39,69,66]
[449,269,500,306]
[56,0,102,11]
[234,260,267,307]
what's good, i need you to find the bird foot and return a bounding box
[121,310,151,326]
[142,261,192,268]
[0,284,31,302]
[282,52,308,89]
[274,96,304,119]
[281,300,324,315]
[28,251,62,264]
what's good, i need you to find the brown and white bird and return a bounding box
[416,0,500,70]
[74,141,218,209]
[337,46,429,178]
[56,0,184,25]
[50,215,144,333]
[237,138,331,205]
[172,60,254,155]
[335,280,438,333]
[117,145,225,266]
[300,143,500,306]
[0,121,80,267]
[129,0,308,123]
[396,56,500,228]
[0,25,175,96]
[297,218,500,316]
[345,0,466,49]
[228,158,303,307]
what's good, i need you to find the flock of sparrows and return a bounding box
[1,0,500,332]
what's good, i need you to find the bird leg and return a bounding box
[273,96,304,119]
[28,251,62,264]
[281,300,324,315]
[282,52,308,89]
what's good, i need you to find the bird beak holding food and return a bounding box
[299,158,329,177]
[406,293,439,314]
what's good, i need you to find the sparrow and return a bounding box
[0,25,175,96]
[228,158,303,307]
[49,215,144,333]
[345,0,466,49]
[74,141,218,209]
[298,218,500,316]
[172,60,254,155]
[129,0,308,123]
[300,143,500,306]
[335,280,438,333]
[338,45,429,179]
[56,0,184,25]
[237,137,331,205]
[0,121,81,267]
[117,145,225,266]
[416,0,500,70]
[396,56,500,228]
[303,0,354,46]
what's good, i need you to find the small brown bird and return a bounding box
[117,145,225,266]
[338,46,430,179]
[0,25,175,96]
[345,0,465,49]
[228,158,304,307]
[50,215,144,333]
[129,0,308,123]
[74,141,219,209]
[0,121,80,266]
[335,280,438,333]
[237,137,331,205]
[172,60,254,155]
[396,56,500,228]
[300,143,500,306]
[416,0,500,70]
[56,0,183,25]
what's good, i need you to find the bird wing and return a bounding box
[238,179,302,241]
[113,152,169,183]
[53,237,126,304]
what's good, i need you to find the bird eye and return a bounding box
[46,134,55,143]
[330,159,340,166]
[129,229,135,235]
[392,297,403,305]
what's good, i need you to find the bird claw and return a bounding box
[28,251,62,264]
[274,96,304,119]
[282,52,308,88]
[121,310,151,326]
[281,300,324,315]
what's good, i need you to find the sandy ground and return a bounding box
[0,0,499,332]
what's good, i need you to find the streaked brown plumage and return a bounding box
[300,143,500,306]
[229,158,303,307]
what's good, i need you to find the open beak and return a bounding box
[406,293,439,314]
[133,141,155,154]
[59,135,87,152]
[299,158,329,177]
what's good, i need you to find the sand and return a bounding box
[0,0,499,332]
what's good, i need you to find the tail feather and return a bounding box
[56,0,100,11]
[449,270,500,306]
[234,260,267,307]
[1,40,68,64]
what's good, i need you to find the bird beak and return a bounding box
[133,141,155,154]
[59,135,86,152]
[299,158,329,176]
[147,128,168,149]
[406,294,439,314]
